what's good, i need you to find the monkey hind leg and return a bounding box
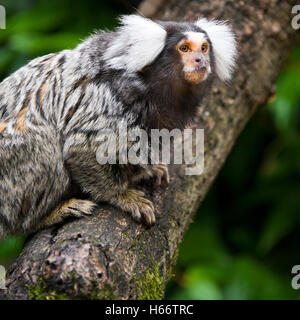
[66,153,156,227]
[32,199,97,232]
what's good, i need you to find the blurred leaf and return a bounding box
[9,32,84,55]
[0,236,25,262]
[0,47,14,70]
[7,3,66,34]
[172,281,223,300]
[178,223,231,267]
[258,207,295,254]
[224,256,297,300]
[268,46,300,132]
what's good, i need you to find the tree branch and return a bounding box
[2,0,300,300]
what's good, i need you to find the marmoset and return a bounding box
[0,15,237,240]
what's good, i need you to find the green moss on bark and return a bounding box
[25,278,68,300]
[134,263,164,300]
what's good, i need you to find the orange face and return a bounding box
[176,32,211,84]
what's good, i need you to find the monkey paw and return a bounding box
[34,199,97,232]
[117,189,155,226]
[150,163,170,188]
[63,199,98,218]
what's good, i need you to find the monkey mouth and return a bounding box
[184,67,207,84]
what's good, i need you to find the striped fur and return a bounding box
[0,15,237,238]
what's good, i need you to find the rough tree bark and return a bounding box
[1,0,300,300]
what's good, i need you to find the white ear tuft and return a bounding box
[103,15,167,73]
[195,18,237,81]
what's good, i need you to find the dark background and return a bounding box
[0,0,300,299]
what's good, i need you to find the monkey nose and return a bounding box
[194,57,205,68]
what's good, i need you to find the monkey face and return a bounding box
[176,32,211,84]
[103,15,237,83]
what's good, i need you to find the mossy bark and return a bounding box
[1,0,300,300]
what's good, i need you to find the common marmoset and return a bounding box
[0,15,237,240]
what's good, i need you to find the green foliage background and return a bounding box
[0,0,300,300]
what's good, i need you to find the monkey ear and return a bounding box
[103,15,167,72]
[195,18,238,81]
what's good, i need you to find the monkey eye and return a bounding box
[201,43,209,53]
[179,44,190,53]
